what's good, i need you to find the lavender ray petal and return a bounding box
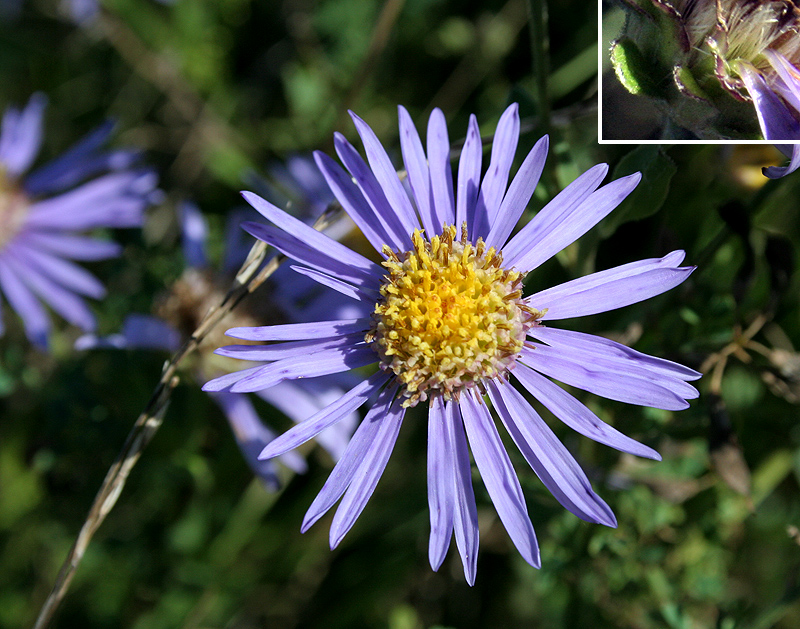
[472,104,520,239]
[485,135,549,249]
[228,344,376,393]
[25,170,156,230]
[349,111,420,234]
[456,114,482,234]
[27,149,143,197]
[0,258,51,347]
[257,378,359,462]
[505,170,641,274]
[241,191,383,278]
[314,150,403,253]
[75,314,181,352]
[202,365,265,392]
[525,250,686,312]
[16,232,122,261]
[427,108,456,232]
[209,391,302,491]
[427,395,455,571]
[520,346,690,410]
[240,220,381,289]
[302,383,399,532]
[330,393,405,548]
[527,338,699,400]
[2,254,95,331]
[511,363,661,460]
[397,106,436,237]
[460,391,541,568]
[215,332,366,361]
[288,265,379,304]
[447,400,480,585]
[0,93,46,177]
[487,380,617,526]
[226,318,371,342]
[24,120,126,194]
[257,371,388,460]
[179,201,209,268]
[529,266,695,320]
[529,326,701,381]
[502,163,608,267]
[332,134,415,249]
[9,243,106,299]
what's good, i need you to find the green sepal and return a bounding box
[610,37,660,97]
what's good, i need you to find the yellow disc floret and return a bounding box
[368,224,542,407]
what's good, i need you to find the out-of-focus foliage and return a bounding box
[1,1,800,628]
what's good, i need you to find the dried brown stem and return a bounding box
[32,205,343,629]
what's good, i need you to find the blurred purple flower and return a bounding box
[0,93,158,348]
[203,104,700,583]
[78,198,364,491]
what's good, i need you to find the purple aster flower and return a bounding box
[78,200,363,490]
[203,104,700,584]
[0,93,158,348]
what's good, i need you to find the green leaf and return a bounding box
[599,144,677,237]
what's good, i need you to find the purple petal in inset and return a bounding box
[460,391,540,568]
[487,379,617,526]
[511,363,661,460]
[739,61,800,140]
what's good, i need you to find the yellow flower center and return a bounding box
[0,168,29,251]
[368,224,542,407]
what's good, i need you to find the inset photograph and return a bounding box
[600,0,800,142]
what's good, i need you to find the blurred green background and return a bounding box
[2,1,800,627]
